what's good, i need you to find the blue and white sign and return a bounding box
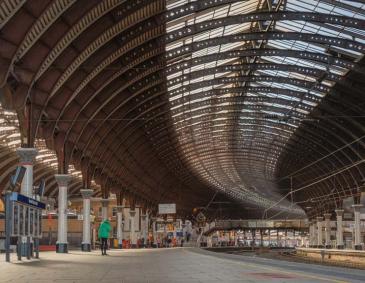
[9,192,44,238]
[10,192,46,209]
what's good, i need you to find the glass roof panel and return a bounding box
[165,0,365,210]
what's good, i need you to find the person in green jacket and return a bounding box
[98,219,111,255]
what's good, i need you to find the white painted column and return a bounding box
[101,198,110,220]
[81,189,93,252]
[308,222,314,247]
[317,217,323,248]
[146,212,149,245]
[130,210,136,247]
[117,206,123,248]
[324,213,332,248]
[152,218,157,246]
[335,209,344,249]
[141,214,147,246]
[16,148,38,197]
[55,174,71,253]
[16,148,37,255]
[352,204,363,250]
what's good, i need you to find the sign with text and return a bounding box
[158,203,176,214]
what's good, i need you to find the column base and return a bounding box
[354,245,363,250]
[336,245,344,249]
[56,243,68,253]
[325,245,332,249]
[81,243,91,252]
[316,245,324,248]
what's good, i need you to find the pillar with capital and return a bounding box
[141,213,147,247]
[324,213,332,249]
[116,206,124,248]
[16,148,38,256]
[335,209,344,249]
[81,189,93,251]
[129,209,137,248]
[55,174,71,253]
[101,198,110,220]
[308,222,312,247]
[317,217,323,248]
[152,217,157,247]
[352,204,363,250]
[16,148,38,197]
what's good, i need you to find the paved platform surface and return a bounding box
[1,248,365,282]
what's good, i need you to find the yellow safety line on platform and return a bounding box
[184,249,349,283]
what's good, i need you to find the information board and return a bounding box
[158,203,176,214]
[9,193,45,238]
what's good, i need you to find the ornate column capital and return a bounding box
[141,214,147,220]
[55,174,71,187]
[335,209,344,216]
[80,189,93,199]
[316,216,323,221]
[101,198,110,207]
[16,148,38,163]
[116,205,123,213]
[323,213,332,220]
[129,210,136,217]
[352,204,363,211]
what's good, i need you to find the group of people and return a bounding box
[97,219,190,255]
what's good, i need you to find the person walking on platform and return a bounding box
[98,218,111,255]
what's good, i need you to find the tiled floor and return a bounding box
[0,248,364,282]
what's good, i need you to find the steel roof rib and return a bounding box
[0,0,364,217]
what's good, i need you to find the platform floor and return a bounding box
[1,248,365,282]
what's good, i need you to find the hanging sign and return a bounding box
[158,203,176,214]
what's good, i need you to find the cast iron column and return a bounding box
[101,198,110,221]
[317,217,323,248]
[117,206,123,248]
[352,204,363,250]
[55,174,71,253]
[141,214,147,246]
[324,213,332,249]
[16,148,37,197]
[81,189,93,251]
[335,209,344,249]
[130,210,136,248]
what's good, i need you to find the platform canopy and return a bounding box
[0,0,364,219]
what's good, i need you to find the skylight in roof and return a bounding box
[165,0,365,210]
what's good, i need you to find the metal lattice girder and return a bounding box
[164,12,365,43]
[1,0,365,218]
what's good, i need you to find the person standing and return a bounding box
[98,218,111,255]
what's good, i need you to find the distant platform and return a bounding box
[1,248,365,282]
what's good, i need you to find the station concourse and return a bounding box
[1,0,365,282]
